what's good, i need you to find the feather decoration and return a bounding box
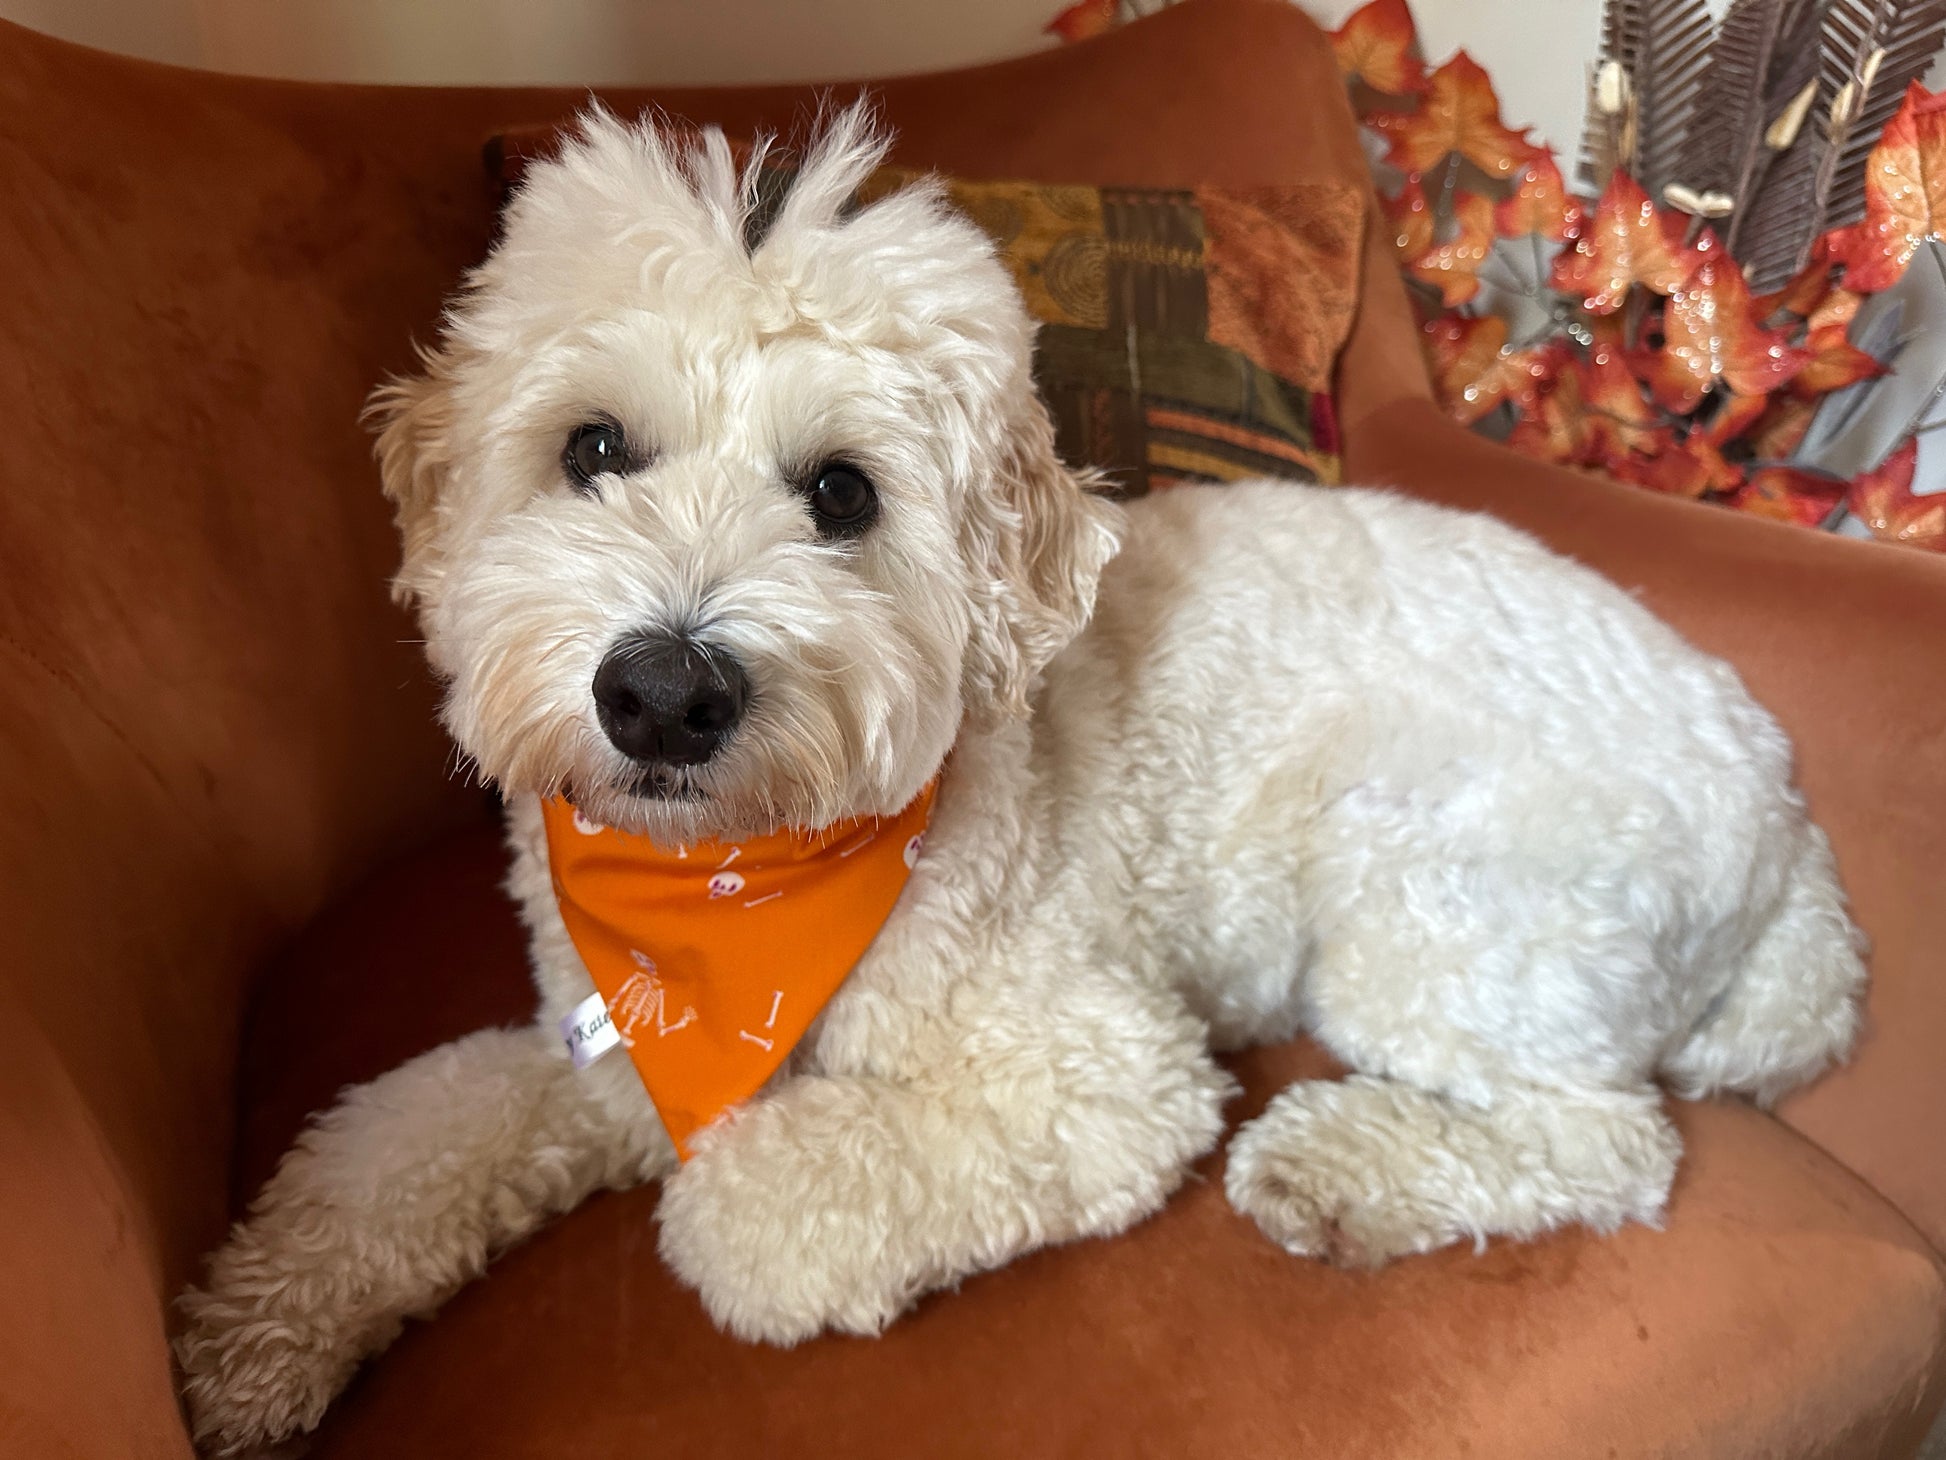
[1581,0,1647,190]
[1580,68,1630,194]
[1735,129,1826,289]
[1814,0,1946,227]
[1601,0,1649,77]
[1581,0,1717,197]
[1584,0,1944,280]
[1631,0,1720,198]
[1679,0,1824,198]
[1691,0,1830,287]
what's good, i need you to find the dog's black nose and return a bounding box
[592,633,749,767]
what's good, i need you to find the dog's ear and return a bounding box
[365,349,463,610]
[959,391,1123,722]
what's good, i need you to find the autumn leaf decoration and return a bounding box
[1825,82,1946,290]
[1847,437,1946,547]
[1371,54,1542,179]
[1041,0,1944,551]
[1592,0,1946,293]
[1044,0,1120,42]
[1329,0,1946,550]
[1332,0,1428,97]
[1633,231,1809,411]
[1550,170,1703,313]
[1496,155,1584,240]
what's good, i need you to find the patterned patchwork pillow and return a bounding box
[486,129,1363,497]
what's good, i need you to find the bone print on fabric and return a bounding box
[539,780,940,1157]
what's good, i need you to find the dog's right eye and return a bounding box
[564,422,629,492]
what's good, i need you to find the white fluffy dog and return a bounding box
[176,107,1865,1454]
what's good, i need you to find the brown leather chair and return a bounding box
[3,3,1943,1455]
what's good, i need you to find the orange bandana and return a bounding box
[541,782,938,1157]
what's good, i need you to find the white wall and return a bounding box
[1,0,1069,92]
[0,0,1807,159]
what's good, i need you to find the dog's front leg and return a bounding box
[175,1024,669,1456]
[656,966,1234,1345]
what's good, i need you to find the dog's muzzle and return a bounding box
[593,631,749,768]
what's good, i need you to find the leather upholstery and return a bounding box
[0,2,1941,1455]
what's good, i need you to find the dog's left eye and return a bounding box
[804,463,878,538]
[564,421,629,492]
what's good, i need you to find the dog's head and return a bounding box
[369,105,1121,843]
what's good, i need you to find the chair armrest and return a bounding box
[0,989,195,1458]
[1345,396,1946,1253]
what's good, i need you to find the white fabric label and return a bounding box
[560,989,622,1069]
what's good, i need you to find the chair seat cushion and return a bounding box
[237,826,1946,1460]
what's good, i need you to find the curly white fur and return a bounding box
[175,105,1865,1455]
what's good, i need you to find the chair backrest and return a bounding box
[0,20,528,1453]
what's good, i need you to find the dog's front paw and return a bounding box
[656,1116,925,1345]
[174,1234,389,1457]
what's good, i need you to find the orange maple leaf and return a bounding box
[1045,0,1119,42]
[1404,190,1496,305]
[1600,453,1676,494]
[1331,0,1427,96]
[1826,84,1946,293]
[1384,180,1493,304]
[1747,395,1819,459]
[1422,314,1557,424]
[1628,340,1710,415]
[1506,352,1592,464]
[1550,171,1702,314]
[1807,286,1864,333]
[1581,350,1665,463]
[1678,433,1744,493]
[1754,253,1836,322]
[1652,236,1807,409]
[1614,434,1743,498]
[1377,52,1539,180]
[1790,322,1886,397]
[1643,452,1715,497]
[1495,155,1582,240]
[1384,176,1435,261]
[1734,467,1847,526]
[1698,392,1770,449]
[1848,438,1945,549]
[1584,312,1630,357]
[1424,314,1503,421]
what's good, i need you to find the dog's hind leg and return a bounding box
[1224,1075,1680,1267]
[1661,827,1866,1108]
[175,1024,669,1456]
